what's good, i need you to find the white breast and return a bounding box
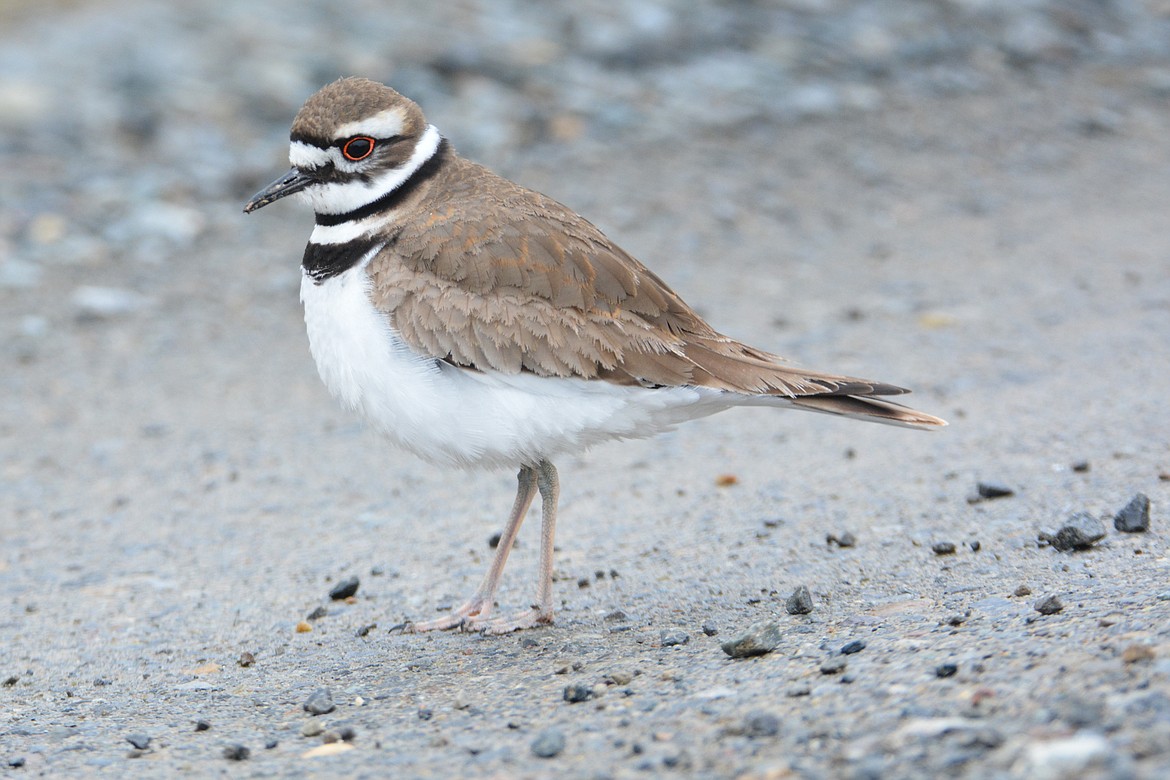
[299,257,728,469]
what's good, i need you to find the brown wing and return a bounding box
[368,156,914,403]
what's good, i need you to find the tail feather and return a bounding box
[788,394,947,429]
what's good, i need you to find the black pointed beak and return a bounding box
[243,169,314,213]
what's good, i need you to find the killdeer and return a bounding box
[244,77,945,634]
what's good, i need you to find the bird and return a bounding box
[244,77,945,635]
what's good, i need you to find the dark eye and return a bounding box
[341,136,375,161]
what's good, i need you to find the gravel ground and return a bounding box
[3,1,1170,777]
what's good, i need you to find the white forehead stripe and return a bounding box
[289,141,333,169]
[300,124,443,216]
[335,107,407,141]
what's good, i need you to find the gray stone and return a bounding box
[303,687,335,715]
[1114,494,1150,533]
[743,711,780,738]
[531,728,565,758]
[721,621,782,658]
[660,629,689,647]
[1040,513,1106,551]
[785,585,813,615]
[1034,595,1064,615]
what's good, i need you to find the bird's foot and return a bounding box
[406,601,553,635]
[477,607,554,636]
[407,598,492,633]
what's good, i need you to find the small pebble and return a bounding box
[1122,644,1155,664]
[701,622,719,636]
[194,719,211,732]
[841,640,867,655]
[977,481,1014,499]
[720,621,782,658]
[785,585,814,615]
[936,663,959,678]
[1113,493,1150,533]
[323,726,356,743]
[355,623,377,637]
[328,576,360,600]
[531,728,566,758]
[301,720,325,737]
[932,541,957,555]
[222,744,250,761]
[417,708,433,721]
[743,711,780,738]
[306,606,328,621]
[295,621,313,633]
[604,609,628,623]
[1014,585,1033,597]
[237,652,255,667]
[1039,512,1106,551]
[488,532,502,548]
[968,540,981,552]
[827,531,857,548]
[660,629,690,647]
[820,657,848,675]
[265,739,279,750]
[303,687,336,715]
[9,758,26,768]
[126,734,151,750]
[563,683,593,703]
[1034,595,1064,615]
[1071,460,1090,473]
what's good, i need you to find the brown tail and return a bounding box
[788,394,947,429]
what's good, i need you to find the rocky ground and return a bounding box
[2,1,1169,777]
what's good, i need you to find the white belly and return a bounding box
[299,260,725,469]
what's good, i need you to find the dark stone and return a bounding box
[8,757,25,768]
[660,629,690,647]
[721,621,782,658]
[932,541,957,555]
[303,687,335,715]
[936,663,959,678]
[126,734,151,750]
[977,481,1014,499]
[194,719,211,732]
[827,531,857,548]
[488,532,502,548]
[1035,595,1064,615]
[237,652,255,667]
[604,609,628,623]
[418,708,433,721]
[2,676,17,687]
[841,640,867,655]
[701,623,719,636]
[969,540,982,552]
[329,576,360,600]
[1040,512,1106,551]
[786,585,814,615]
[306,605,328,621]
[563,683,593,703]
[744,711,780,738]
[1071,461,1090,473]
[531,728,565,758]
[1114,493,1150,533]
[222,744,250,761]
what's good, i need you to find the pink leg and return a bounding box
[409,465,537,632]
[479,460,559,635]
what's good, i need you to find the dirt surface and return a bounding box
[3,2,1170,778]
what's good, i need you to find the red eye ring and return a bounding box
[342,136,375,161]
